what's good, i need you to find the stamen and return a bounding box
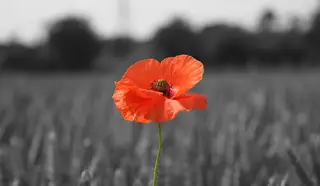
[151,79,172,97]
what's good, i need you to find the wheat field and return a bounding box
[0,71,319,186]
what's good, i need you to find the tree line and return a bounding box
[1,9,320,72]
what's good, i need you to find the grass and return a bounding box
[0,71,320,186]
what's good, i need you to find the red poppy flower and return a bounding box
[112,54,208,123]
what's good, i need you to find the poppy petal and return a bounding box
[144,98,187,123]
[122,59,162,90]
[113,80,192,123]
[161,55,204,97]
[112,80,164,123]
[175,93,208,110]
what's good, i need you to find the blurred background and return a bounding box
[1,0,320,72]
[1,0,320,186]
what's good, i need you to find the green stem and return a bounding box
[153,123,163,186]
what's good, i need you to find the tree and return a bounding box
[306,11,320,53]
[258,9,277,33]
[111,37,135,57]
[199,24,254,68]
[47,16,100,71]
[1,42,40,71]
[153,17,200,59]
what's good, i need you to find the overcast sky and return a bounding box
[0,0,318,44]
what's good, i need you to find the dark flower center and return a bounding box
[151,79,171,97]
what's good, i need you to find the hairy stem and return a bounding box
[152,123,163,186]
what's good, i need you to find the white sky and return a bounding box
[0,0,318,44]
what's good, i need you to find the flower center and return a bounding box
[151,79,171,97]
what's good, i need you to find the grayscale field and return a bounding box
[0,72,319,186]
